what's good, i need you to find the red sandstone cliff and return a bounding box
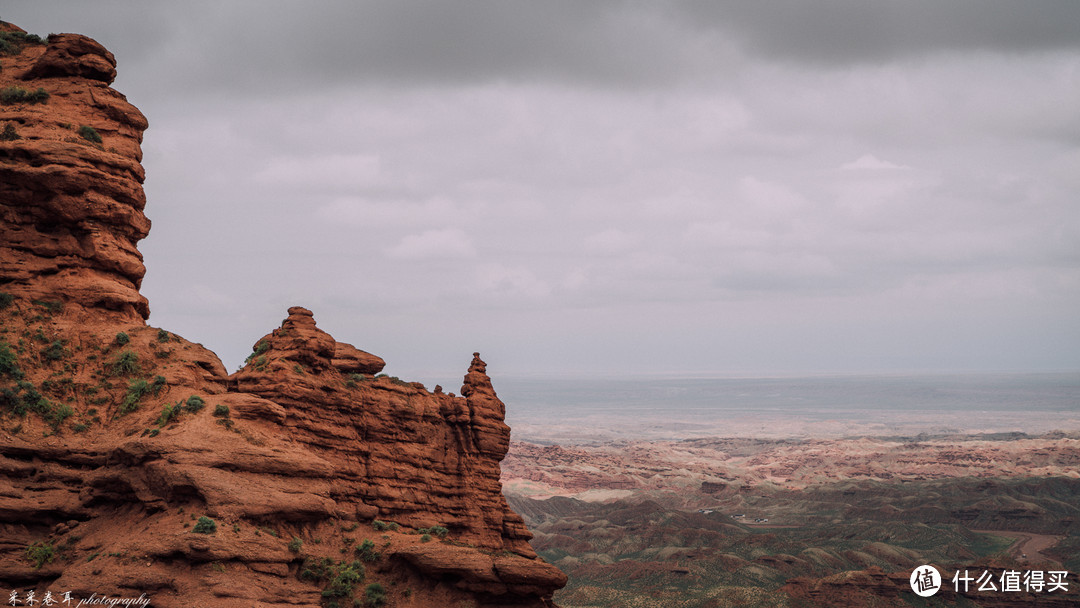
[0,23,564,607]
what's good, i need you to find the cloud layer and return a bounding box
[5,3,1078,383]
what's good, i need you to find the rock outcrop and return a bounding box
[0,23,564,607]
[0,25,150,324]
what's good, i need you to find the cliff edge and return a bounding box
[0,23,565,607]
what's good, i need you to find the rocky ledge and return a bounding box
[0,22,564,608]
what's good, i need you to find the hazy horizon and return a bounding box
[5,3,1079,381]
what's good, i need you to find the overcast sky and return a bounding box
[6,3,1080,386]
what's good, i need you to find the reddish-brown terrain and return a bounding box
[503,437,1080,607]
[1,23,564,607]
[503,435,1080,499]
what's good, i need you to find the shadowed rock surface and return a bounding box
[0,22,564,607]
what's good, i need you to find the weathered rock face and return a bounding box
[1,25,150,323]
[0,23,564,608]
[230,307,542,556]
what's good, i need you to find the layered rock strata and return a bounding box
[0,23,564,607]
[1,25,150,323]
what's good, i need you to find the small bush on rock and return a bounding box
[192,516,217,534]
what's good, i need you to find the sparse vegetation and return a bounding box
[77,125,102,144]
[40,339,68,361]
[363,583,387,607]
[355,539,380,562]
[114,332,129,346]
[120,378,151,414]
[155,401,181,426]
[288,536,303,553]
[0,86,49,105]
[0,341,23,379]
[0,123,19,141]
[372,520,398,532]
[299,556,335,581]
[110,350,140,376]
[1,377,71,429]
[418,525,449,539]
[0,292,13,309]
[25,542,55,569]
[184,395,205,413]
[321,560,366,600]
[32,299,63,314]
[213,404,229,417]
[420,533,432,543]
[156,328,170,342]
[192,516,217,534]
[244,339,270,367]
[0,30,46,55]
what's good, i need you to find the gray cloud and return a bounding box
[678,1,1080,64]
[3,3,1078,381]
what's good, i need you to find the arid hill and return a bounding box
[0,22,564,607]
[503,435,1080,607]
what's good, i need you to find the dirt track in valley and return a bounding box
[973,529,1064,566]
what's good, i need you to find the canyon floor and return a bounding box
[503,431,1080,607]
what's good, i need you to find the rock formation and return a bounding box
[0,22,564,607]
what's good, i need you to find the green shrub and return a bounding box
[192,516,217,534]
[420,533,432,543]
[418,526,449,539]
[0,292,13,309]
[40,339,68,361]
[71,422,90,433]
[184,395,205,413]
[77,125,102,144]
[151,375,167,393]
[110,350,140,376]
[244,339,270,366]
[0,123,18,141]
[363,583,387,607]
[299,556,335,581]
[355,539,380,562]
[121,378,149,414]
[321,560,365,599]
[25,542,55,569]
[213,404,229,417]
[372,520,398,532]
[48,403,74,429]
[0,30,45,55]
[156,329,170,342]
[0,341,23,379]
[114,332,129,346]
[288,536,303,553]
[0,86,48,105]
[155,401,180,426]
[32,299,62,314]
